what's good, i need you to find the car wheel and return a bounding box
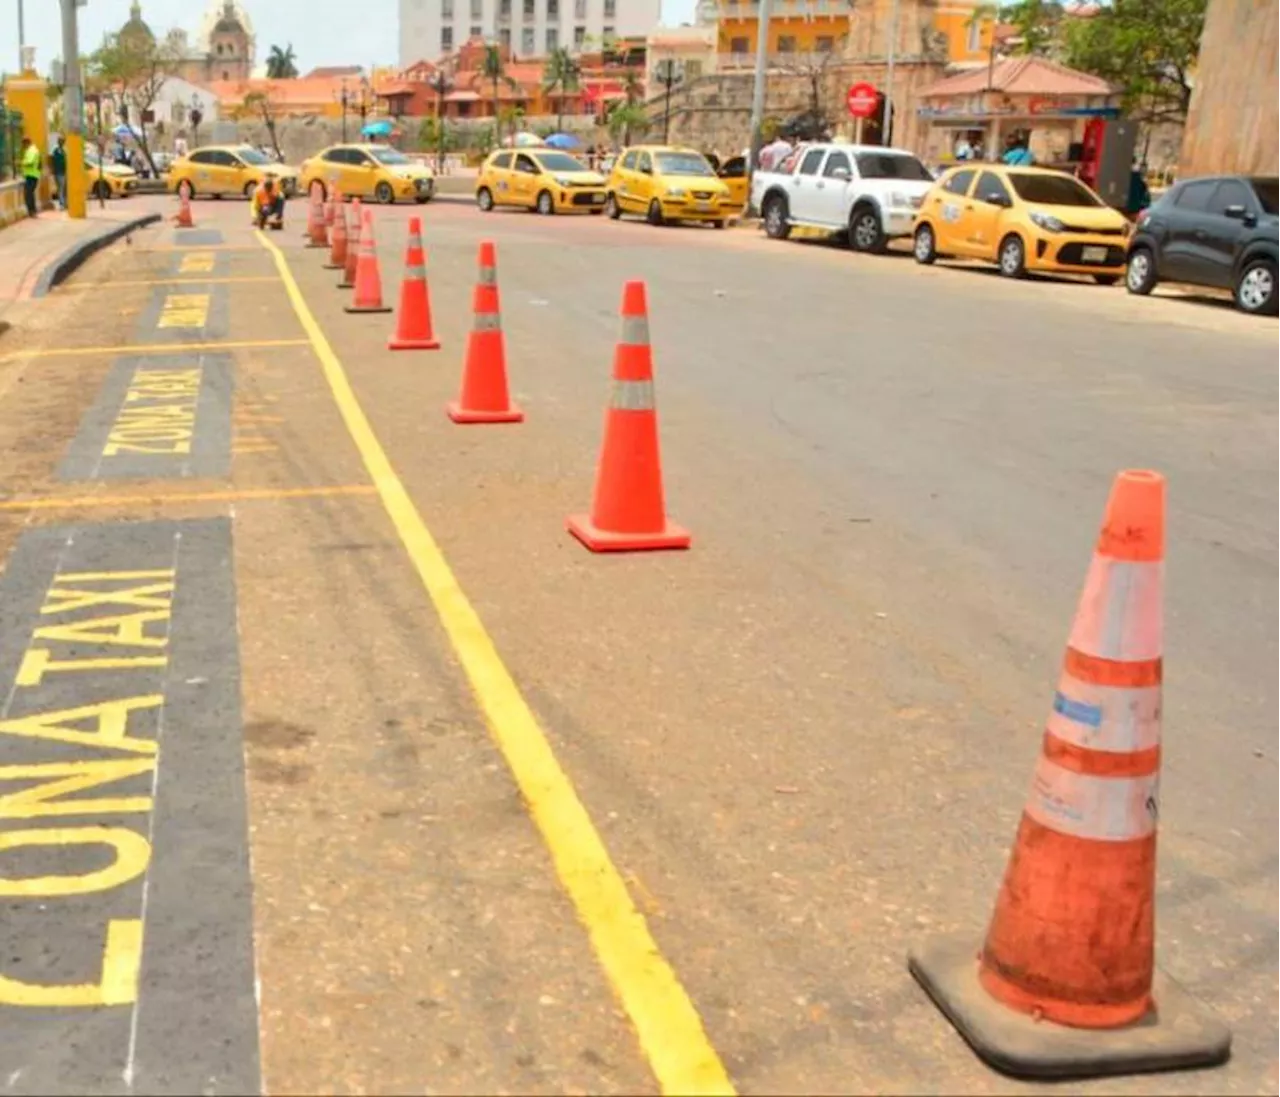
[998,234,1026,278]
[94,180,112,201]
[763,194,790,239]
[646,198,664,226]
[605,193,621,219]
[537,190,555,216]
[1235,258,1278,315]
[374,181,395,204]
[477,187,494,211]
[913,223,937,265]
[243,181,257,200]
[712,219,726,230]
[415,195,430,204]
[849,205,886,253]
[1125,247,1158,295]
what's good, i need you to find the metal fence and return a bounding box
[0,104,24,182]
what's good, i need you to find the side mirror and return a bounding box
[982,191,1011,208]
[639,165,652,175]
[830,166,851,181]
[1223,203,1255,225]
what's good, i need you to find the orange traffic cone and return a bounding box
[447,241,520,421]
[174,185,195,228]
[388,216,440,350]
[324,197,349,271]
[908,470,1231,1079]
[339,199,362,290]
[323,180,337,227]
[344,208,392,314]
[566,281,689,552]
[305,187,328,248]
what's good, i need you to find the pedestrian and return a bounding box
[759,132,791,172]
[1002,133,1034,166]
[50,134,67,210]
[20,136,42,218]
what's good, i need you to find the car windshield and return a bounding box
[535,151,588,172]
[854,152,932,181]
[655,151,712,176]
[370,147,410,165]
[1008,172,1103,207]
[237,147,271,165]
[1250,178,1278,214]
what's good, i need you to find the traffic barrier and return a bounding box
[339,199,361,289]
[324,196,349,271]
[388,216,440,351]
[908,469,1231,1079]
[305,187,328,249]
[447,241,520,421]
[343,208,392,314]
[174,186,194,228]
[566,280,689,552]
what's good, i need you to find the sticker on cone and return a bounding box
[389,216,440,350]
[447,241,521,421]
[566,280,689,552]
[907,469,1231,1080]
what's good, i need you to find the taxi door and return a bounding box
[927,167,977,254]
[965,170,1014,257]
[611,150,640,212]
[511,153,539,207]
[208,150,243,196]
[626,150,656,213]
[717,156,748,211]
[487,152,514,206]
[223,150,251,196]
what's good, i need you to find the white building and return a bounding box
[398,0,662,66]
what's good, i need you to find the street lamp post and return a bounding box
[427,71,453,172]
[654,58,683,145]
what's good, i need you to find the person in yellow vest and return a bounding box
[252,174,285,230]
[20,137,43,218]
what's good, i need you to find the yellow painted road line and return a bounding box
[61,277,281,289]
[257,229,735,1097]
[0,485,377,512]
[133,245,261,253]
[2,339,309,362]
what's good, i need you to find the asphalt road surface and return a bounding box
[0,192,1274,1096]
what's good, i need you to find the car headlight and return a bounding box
[666,187,687,199]
[1030,211,1064,233]
[888,190,912,208]
[554,175,572,186]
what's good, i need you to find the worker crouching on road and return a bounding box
[252,175,285,230]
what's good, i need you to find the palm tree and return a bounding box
[606,101,647,147]
[426,69,453,170]
[265,44,298,79]
[480,44,520,144]
[541,47,581,132]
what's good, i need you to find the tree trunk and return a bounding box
[556,88,564,133]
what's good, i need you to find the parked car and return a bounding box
[715,155,749,215]
[298,144,434,204]
[84,147,138,199]
[752,143,935,252]
[604,146,734,227]
[912,165,1130,282]
[475,148,606,215]
[1125,175,1278,315]
[168,145,299,199]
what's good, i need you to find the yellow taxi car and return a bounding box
[85,147,138,200]
[714,154,749,214]
[299,144,435,204]
[476,148,607,215]
[167,145,299,200]
[605,146,734,227]
[912,164,1130,283]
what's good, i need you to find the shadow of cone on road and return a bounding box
[447,241,521,421]
[388,216,440,351]
[566,280,690,552]
[908,469,1232,1080]
[339,199,361,290]
[344,208,392,315]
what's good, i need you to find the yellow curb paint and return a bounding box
[0,485,377,512]
[256,228,735,1097]
[2,339,310,362]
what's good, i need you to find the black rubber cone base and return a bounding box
[908,934,1231,1081]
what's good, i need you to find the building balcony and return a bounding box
[718,48,842,70]
[719,0,850,18]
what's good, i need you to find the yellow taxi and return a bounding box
[298,144,435,204]
[714,154,749,214]
[605,146,734,227]
[167,145,299,200]
[912,164,1130,283]
[85,146,138,200]
[476,148,607,215]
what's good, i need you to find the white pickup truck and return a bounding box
[751,143,936,253]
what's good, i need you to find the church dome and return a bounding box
[120,2,155,43]
[195,1,256,54]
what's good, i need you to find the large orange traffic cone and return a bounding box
[324,196,349,271]
[305,187,328,248]
[908,470,1230,1079]
[388,216,440,350]
[566,281,689,552]
[174,185,195,228]
[339,199,362,289]
[447,242,520,421]
[344,208,392,314]
[324,179,338,227]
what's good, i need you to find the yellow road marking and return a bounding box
[134,245,260,252]
[259,228,735,1097]
[61,278,279,289]
[0,485,377,512]
[2,339,309,362]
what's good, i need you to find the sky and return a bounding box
[1,0,699,77]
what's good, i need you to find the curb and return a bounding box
[32,212,163,298]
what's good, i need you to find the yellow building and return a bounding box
[716,0,853,69]
[931,2,997,65]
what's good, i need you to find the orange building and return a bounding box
[205,77,350,120]
[716,0,853,68]
[931,2,997,66]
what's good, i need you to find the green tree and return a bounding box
[85,31,179,174]
[243,89,283,161]
[1062,0,1205,123]
[480,44,520,142]
[265,43,299,79]
[542,46,581,132]
[606,101,647,146]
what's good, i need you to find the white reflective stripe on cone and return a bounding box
[1025,756,1159,842]
[619,315,650,346]
[611,379,654,410]
[1067,556,1163,663]
[479,265,497,285]
[473,311,502,332]
[1047,677,1161,754]
[404,264,426,280]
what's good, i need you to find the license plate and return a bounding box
[696,201,712,211]
[591,193,604,203]
[1082,246,1108,263]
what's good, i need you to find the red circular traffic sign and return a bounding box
[846,82,879,119]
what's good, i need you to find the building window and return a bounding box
[816,35,834,52]
[574,25,586,47]
[500,27,512,46]
[603,24,615,39]
[522,26,535,52]
[966,17,983,53]
[575,0,587,15]
[442,26,454,50]
[470,0,483,18]
[470,24,483,36]
[523,0,535,15]
[442,0,454,15]
[547,0,559,17]
[546,27,559,50]
[685,59,702,77]
[730,36,749,53]
[777,35,796,52]
[604,0,615,16]
[500,0,511,14]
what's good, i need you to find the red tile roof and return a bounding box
[921,56,1114,98]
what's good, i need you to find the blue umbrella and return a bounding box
[362,119,394,138]
[544,132,580,150]
[112,122,142,139]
